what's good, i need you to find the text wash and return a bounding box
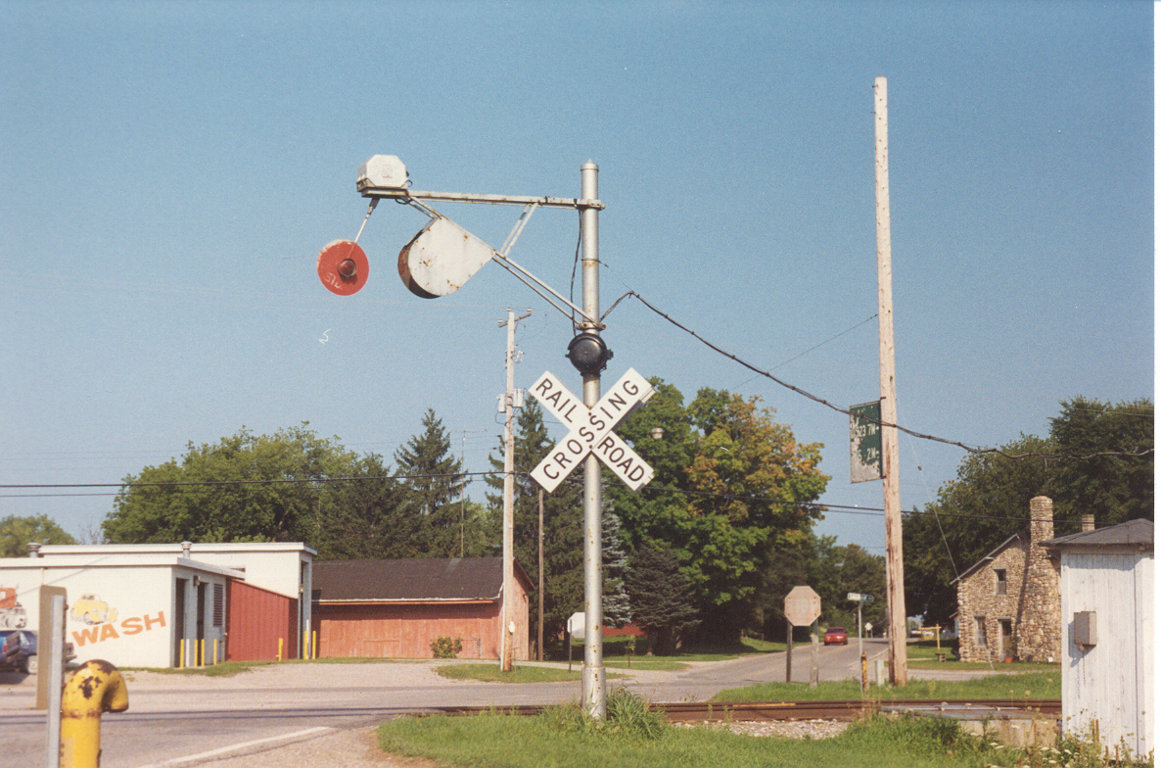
[72,611,167,646]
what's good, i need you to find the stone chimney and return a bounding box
[1029,496,1054,543]
[1016,496,1061,662]
[1080,514,1095,532]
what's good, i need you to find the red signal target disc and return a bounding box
[317,240,369,296]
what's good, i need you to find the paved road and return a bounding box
[0,640,890,767]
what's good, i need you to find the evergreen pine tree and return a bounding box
[601,504,632,628]
[625,544,700,654]
[394,408,465,556]
[487,403,583,649]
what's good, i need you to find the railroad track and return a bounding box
[430,699,1061,723]
[662,699,1061,722]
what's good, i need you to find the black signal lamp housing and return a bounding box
[566,332,613,376]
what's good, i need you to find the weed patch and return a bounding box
[378,704,1085,768]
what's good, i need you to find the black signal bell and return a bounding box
[566,331,613,376]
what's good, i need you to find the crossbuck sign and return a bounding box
[529,368,656,493]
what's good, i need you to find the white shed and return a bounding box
[1043,519,1153,759]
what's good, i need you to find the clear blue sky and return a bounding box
[1,1,1152,554]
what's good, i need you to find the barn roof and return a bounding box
[1041,518,1153,551]
[312,557,529,602]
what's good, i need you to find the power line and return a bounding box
[609,289,1152,463]
[1,469,1130,530]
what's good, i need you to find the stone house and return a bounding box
[953,496,1061,662]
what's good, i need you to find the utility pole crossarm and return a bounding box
[358,186,604,211]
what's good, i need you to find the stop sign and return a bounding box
[784,585,821,626]
[567,612,586,639]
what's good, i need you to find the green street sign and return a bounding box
[849,401,883,484]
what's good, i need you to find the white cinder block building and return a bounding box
[0,542,313,669]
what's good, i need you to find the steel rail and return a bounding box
[422,698,1062,723]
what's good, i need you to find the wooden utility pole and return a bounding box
[537,489,545,661]
[500,308,531,671]
[875,76,907,686]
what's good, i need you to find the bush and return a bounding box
[430,636,463,659]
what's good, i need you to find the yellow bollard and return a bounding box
[312,630,318,659]
[60,660,129,768]
[277,637,283,661]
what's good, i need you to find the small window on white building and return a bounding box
[213,583,225,628]
[994,568,1007,595]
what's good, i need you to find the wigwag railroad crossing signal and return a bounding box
[320,156,624,718]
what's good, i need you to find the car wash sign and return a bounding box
[529,368,655,492]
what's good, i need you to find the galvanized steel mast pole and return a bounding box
[874,76,908,687]
[579,160,606,718]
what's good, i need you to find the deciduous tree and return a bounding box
[103,424,363,544]
[610,381,829,641]
[903,397,1153,623]
[0,514,76,557]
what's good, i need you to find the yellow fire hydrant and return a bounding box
[60,660,129,768]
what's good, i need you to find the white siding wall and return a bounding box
[1060,550,1153,758]
[1,564,177,668]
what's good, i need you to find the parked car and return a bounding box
[0,630,36,673]
[0,630,75,674]
[823,626,849,645]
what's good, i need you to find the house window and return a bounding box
[974,616,987,647]
[993,568,1007,595]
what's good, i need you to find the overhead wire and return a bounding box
[601,289,1153,463]
[0,470,1125,529]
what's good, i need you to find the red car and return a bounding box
[823,626,848,645]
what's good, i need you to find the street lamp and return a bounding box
[321,156,611,718]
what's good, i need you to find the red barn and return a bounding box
[311,557,531,660]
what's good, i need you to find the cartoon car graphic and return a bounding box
[0,587,28,629]
[71,594,118,626]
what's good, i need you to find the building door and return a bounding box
[174,578,187,666]
[196,581,207,664]
[998,618,1013,660]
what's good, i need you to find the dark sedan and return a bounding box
[0,629,36,673]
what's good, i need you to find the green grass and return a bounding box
[436,663,582,683]
[605,658,687,671]
[378,701,1049,768]
[547,634,784,663]
[712,670,1061,702]
[905,640,1061,673]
